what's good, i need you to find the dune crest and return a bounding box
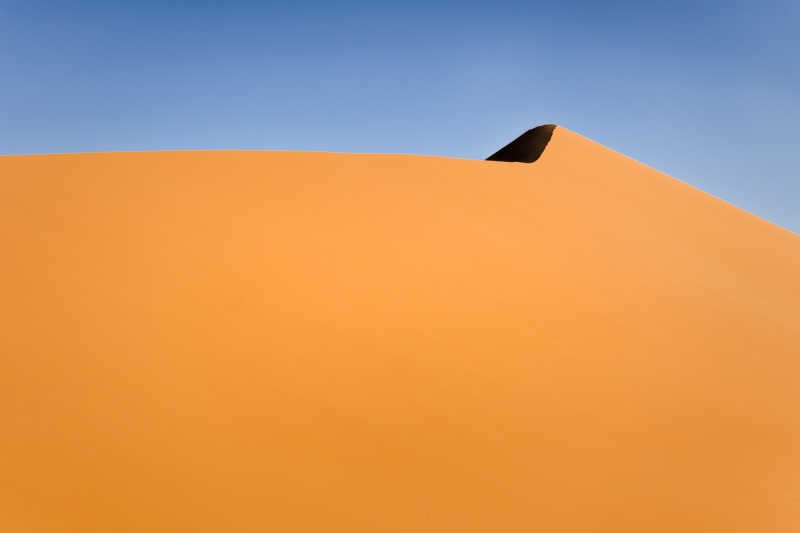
[1,128,799,532]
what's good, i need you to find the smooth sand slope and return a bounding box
[1,128,799,532]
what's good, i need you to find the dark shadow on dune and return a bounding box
[486,124,557,163]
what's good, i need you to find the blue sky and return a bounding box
[2,0,798,233]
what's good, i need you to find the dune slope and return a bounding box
[486,123,556,163]
[1,128,799,532]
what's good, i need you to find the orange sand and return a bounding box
[1,128,799,532]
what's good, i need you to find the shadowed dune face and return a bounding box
[486,124,556,163]
[1,128,799,532]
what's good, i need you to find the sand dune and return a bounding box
[1,127,799,532]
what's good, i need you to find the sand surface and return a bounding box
[2,128,799,532]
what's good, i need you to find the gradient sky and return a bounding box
[2,0,798,233]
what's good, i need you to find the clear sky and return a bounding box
[2,0,798,233]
